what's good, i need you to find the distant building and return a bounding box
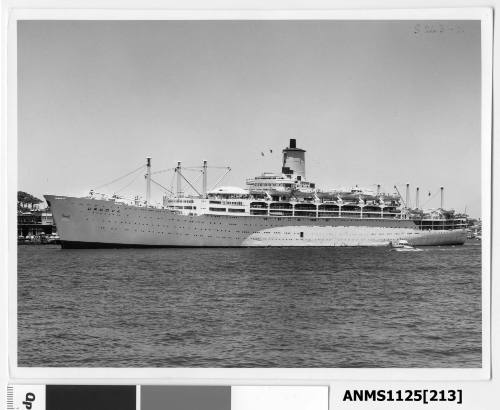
[466,218,481,239]
[18,209,57,237]
[40,211,53,225]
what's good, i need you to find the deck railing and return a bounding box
[246,204,468,228]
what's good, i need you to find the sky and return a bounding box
[18,20,482,217]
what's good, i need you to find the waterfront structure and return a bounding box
[46,140,468,248]
[18,209,57,238]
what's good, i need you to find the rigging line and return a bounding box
[152,166,229,174]
[150,178,175,195]
[178,168,204,173]
[151,168,176,175]
[151,167,204,175]
[209,167,232,191]
[176,165,229,170]
[94,163,146,190]
[177,170,202,196]
[190,172,203,185]
[113,172,143,194]
[420,190,439,209]
[170,172,175,194]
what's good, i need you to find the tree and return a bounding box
[17,191,43,210]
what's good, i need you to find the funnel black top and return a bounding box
[283,138,305,153]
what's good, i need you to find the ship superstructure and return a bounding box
[45,139,468,248]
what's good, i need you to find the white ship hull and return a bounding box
[46,195,467,248]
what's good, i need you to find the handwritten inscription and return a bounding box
[414,23,464,35]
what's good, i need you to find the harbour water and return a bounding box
[18,242,482,367]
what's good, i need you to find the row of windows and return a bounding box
[167,199,194,203]
[208,207,245,213]
[82,203,417,231]
[88,214,410,230]
[86,205,397,220]
[98,223,427,239]
[89,210,412,225]
[250,183,293,187]
[87,207,121,213]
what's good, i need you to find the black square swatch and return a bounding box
[46,385,135,410]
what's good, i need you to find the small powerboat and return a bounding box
[390,240,423,252]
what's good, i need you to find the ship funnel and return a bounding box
[282,139,306,180]
[440,186,444,209]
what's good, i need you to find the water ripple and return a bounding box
[18,243,481,367]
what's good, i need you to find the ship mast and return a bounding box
[146,157,151,206]
[202,160,208,197]
[176,161,182,197]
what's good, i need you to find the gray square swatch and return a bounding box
[141,386,231,410]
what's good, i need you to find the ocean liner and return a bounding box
[45,139,468,248]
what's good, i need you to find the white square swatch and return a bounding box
[231,386,328,410]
